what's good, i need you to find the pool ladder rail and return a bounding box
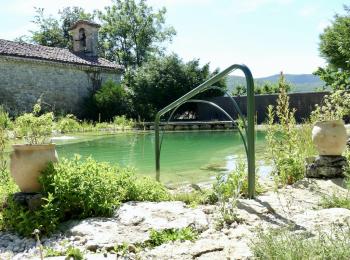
[154,64,256,199]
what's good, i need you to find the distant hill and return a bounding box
[226,74,326,93]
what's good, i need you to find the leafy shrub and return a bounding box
[251,227,350,260]
[15,103,54,144]
[172,190,218,206]
[40,156,132,218]
[56,114,81,133]
[113,115,134,129]
[1,194,61,236]
[147,227,198,247]
[0,105,13,130]
[266,74,316,185]
[2,157,170,236]
[129,177,171,202]
[92,79,132,121]
[310,90,350,122]
[65,246,84,260]
[213,160,263,199]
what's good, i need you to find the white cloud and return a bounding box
[298,5,317,17]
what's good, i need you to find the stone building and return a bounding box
[0,20,123,116]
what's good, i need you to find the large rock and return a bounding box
[293,208,350,233]
[62,201,209,250]
[117,201,209,231]
[306,155,347,178]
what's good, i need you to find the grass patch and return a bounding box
[172,190,217,206]
[320,194,350,209]
[147,227,198,247]
[251,227,350,260]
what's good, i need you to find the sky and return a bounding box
[0,0,347,77]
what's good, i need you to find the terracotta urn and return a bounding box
[312,120,347,156]
[10,144,58,192]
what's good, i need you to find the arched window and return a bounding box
[78,28,86,49]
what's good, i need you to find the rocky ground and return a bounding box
[1,178,349,260]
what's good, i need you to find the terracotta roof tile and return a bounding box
[0,39,122,70]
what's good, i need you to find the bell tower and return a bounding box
[69,20,100,57]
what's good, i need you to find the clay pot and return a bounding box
[312,120,347,156]
[10,144,58,192]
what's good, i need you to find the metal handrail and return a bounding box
[154,64,255,198]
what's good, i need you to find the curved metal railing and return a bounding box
[154,64,255,198]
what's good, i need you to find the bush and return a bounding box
[213,160,263,199]
[15,103,54,144]
[113,115,134,129]
[56,114,81,133]
[129,177,171,202]
[266,74,316,185]
[1,194,60,236]
[92,79,132,121]
[0,105,12,130]
[40,156,133,219]
[310,90,350,122]
[128,55,226,120]
[1,157,170,236]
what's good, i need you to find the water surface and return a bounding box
[55,131,268,184]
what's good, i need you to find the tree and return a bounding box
[128,54,226,120]
[98,0,176,68]
[30,7,93,48]
[90,80,132,121]
[231,81,290,96]
[315,5,350,90]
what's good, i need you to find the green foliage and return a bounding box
[213,160,263,199]
[65,246,84,260]
[0,106,10,185]
[0,106,13,130]
[310,90,350,122]
[91,79,132,121]
[231,81,291,96]
[1,194,61,236]
[129,54,226,120]
[129,177,171,202]
[147,227,198,247]
[40,156,129,218]
[251,227,350,260]
[56,114,81,133]
[1,156,170,237]
[113,115,135,129]
[314,67,350,91]
[30,7,93,48]
[213,160,249,229]
[98,0,176,68]
[266,73,315,185]
[15,103,54,144]
[320,194,350,210]
[172,190,218,207]
[315,5,350,90]
[44,247,63,257]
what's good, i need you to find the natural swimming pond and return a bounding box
[54,131,269,184]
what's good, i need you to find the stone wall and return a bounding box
[0,56,121,116]
[197,92,329,123]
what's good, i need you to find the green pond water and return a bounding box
[54,131,269,184]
